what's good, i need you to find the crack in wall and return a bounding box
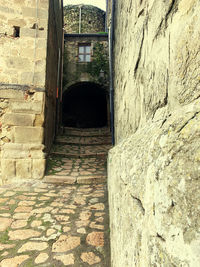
[130,194,145,215]
[156,233,166,242]
[153,0,178,41]
[177,111,200,134]
[134,28,145,77]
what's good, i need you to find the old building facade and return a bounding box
[0,0,63,184]
[0,3,109,184]
[107,0,200,266]
[62,5,109,129]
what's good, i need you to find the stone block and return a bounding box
[14,126,44,143]
[39,0,49,9]
[36,39,47,49]
[33,92,44,102]
[0,89,24,99]
[8,19,26,27]
[20,28,47,39]
[22,7,48,19]
[34,114,44,127]
[1,159,16,179]
[20,49,35,59]
[33,72,46,87]
[10,100,43,114]
[16,159,31,179]
[37,30,47,39]
[20,28,36,38]
[20,72,34,84]
[29,150,45,159]
[1,143,29,159]
[36,49,47,60]
[3,113,34,126]
[32,159,46,179]
[2,143,45,159]
[6,57,31,70]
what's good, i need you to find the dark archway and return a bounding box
[62,82,108,128]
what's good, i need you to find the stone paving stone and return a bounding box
[0,243,15,251]
[18,241,48,252]
[0,131,110,266]
[86,232,105,247]
[0,218,12,231]
[8,229,41,240]
[11,220,27,229]
[35,252,49,264]
[81,252,101,265]
[54,253,75,265]
[0,255,29,267]
[52,235,81,252]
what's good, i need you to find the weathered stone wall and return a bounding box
[64,5,105,34]
[64,35,108,92]
[0,86,45,184]
[0,0,63,184]
[0,0,48,86]
[108,0,200,266]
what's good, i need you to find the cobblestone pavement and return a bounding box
[0,181,110,266]
[45,127,112,184]
[0,127,111,266]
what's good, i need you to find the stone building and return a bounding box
[63,5,109,129]
[0,3,109,184]
[0,0,63,184]
[107,0,200,266]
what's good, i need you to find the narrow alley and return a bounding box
[0,128,111,266]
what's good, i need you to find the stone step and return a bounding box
[50,144,111,157]
[44,175,106,184]
[55,136,112,146]
[46,127,109,185]
[50,151,107,158]
[63,127,111,137]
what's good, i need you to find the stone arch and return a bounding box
[62,81,109,128]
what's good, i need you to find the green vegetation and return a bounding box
[97,32,108,34]
[87,43,109,81]
[41,220,51,228]
[0,230,10,244]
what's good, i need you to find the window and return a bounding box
[78,44,91,62]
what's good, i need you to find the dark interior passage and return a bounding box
[62,82,108,128]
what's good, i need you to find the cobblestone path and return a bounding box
[0,127,111,266]
[45,127,112,184]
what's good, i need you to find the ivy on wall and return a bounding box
[87,43,109,82]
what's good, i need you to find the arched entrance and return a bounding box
[62,82,108,128]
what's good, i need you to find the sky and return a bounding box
[63,0,106,11]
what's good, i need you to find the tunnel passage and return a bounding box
[62,82,108,128]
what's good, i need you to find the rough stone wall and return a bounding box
[64,36,108,91]
[0,0,63,184]
[64,5,105,34]
[0,0,48,86]
[0,86,45,184]
[108,0,200,266]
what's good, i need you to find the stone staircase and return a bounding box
[44,127,112,184]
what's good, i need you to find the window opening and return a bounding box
[13,26,20,38]
[78,44,91,62]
